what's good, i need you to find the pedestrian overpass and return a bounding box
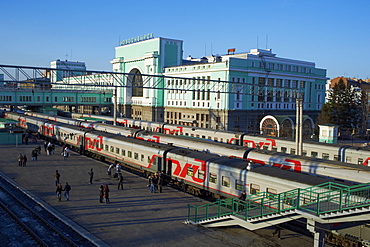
[185,182,370,247]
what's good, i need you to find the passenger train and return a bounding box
[5,111,359,198]
[6,112,370,247]
[5,112,370,185]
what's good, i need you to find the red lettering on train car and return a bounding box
[163,127,183,135]
[362,157,370,166]
[246,158,266,165]
[170,158,206,183]
[259,139,277,149]
[272,159,301,173]
[19,117,27,128]
[242,140,256,148]
[43,125,55,137]
[84,136,103,151]
[228,138,239,144]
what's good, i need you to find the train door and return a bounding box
[166,159,172,176]
[156,156,162,172]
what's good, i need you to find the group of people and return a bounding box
[31,146,41,161]
[17,153,28,166]
[54,170,72,201]
[44,141,55,155]
[147,171,165,193]
[61,146,70,161]
[99,184,110,203]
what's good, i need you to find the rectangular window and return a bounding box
[222,176,230,187]
[311,151,318,158]
[105,145,108,151]
[209,173,217,183]
[358,158,364,165]
[346,156,351,163]
[128,151,132,158]
[322,153,329,160]
[110,146,114,152]
[290,148,296,155]
[266,188,278,200]
[334,155,340,161]
[198,170,204,180]
[281,147,287,153]
[250,184,260,195]
[187,167,194,177]
[121,149,126,156]
[235,180,244,191]
[141,154,144,162]
[134,152,138,160]
[116,147,119,154]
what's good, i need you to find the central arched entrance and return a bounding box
[128,68,143,97]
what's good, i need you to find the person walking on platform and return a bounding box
[107,163,114,177]
[17,154,23,166]
[103,185,110,204]
[272,224,282,239]
[148,175,156,193]
[44,141,48,154]
[118,174,124,190]
[89,168,94,184]
[36,145,41,155]
[63,147,70,161]
[54,170,61,186]
[31,149,38,161]
[114,163,122,178]
[63,182,71,201]
[56,183,63,201]
[22,154,28,167]
[47,142,53,155]
[99,184,104,203]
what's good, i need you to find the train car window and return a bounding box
[290,148,296,155]
[96,142,99,149]
[222,176,230,187]
[266,188,277,200]
[105,145,108,151]
[334,155,340,161]
[202,135,206,139]
[185,133,189,136]
[302,150,307,156]
[208,136,211,140]
[235,180,244,191]
[346,156,351,163]
[209,173,217,183]
[121,149,126,156]
[198,170,204,180]
[214,137,218,142]
[322,153,329,160]
[110,146,114,152]
[250,184,260,195]
[134,152,138,160]
[272,147,278,152]
[358,158,364,165]
[141,154,144,161]
[191,134,194,137]
[311,151,318,158]
[263,146,269,151]
[128,151,132,158]
[100,143,103,150]
[196,135,200,138]
[187,167,194,176]
[281,147,287,153]
[116,148,119,154]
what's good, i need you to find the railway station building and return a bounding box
[110,35,327,137]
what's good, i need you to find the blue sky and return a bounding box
[1,0,369,79]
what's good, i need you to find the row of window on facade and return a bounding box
[252,62,312,74]
[14,96,111,103]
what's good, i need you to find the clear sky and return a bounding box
[1,0,369,79]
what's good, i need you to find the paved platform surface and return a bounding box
[0,141,315,247]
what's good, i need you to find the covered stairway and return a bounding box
[185,182,370,247]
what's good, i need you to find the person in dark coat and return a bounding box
[22,154,28,166]
[89,168,94,184]
[63,182,71,201]
[31,149,38,161]
[99,184,104,203]
[157,170,164,193]
[118,174,124,190]
[56,183,63,201]
[103,185,110,204]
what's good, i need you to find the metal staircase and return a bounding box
[185,182,370,230]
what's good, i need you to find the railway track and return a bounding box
[0,174,96,247]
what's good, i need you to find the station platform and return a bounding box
[0,141,315,247]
